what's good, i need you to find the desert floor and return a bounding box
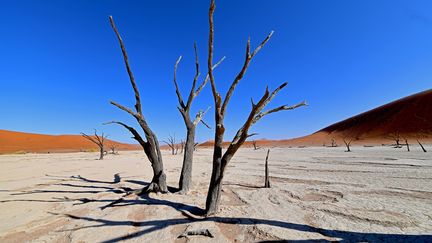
[0,146,431,242]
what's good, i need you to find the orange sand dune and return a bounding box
[0,130,139,154]
[284,89,432,146]
[200,89,432,147]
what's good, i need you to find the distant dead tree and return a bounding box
[163,134,179,155]
[331,138,337,147]
[204,0,306,215]
[104,16,167,193]
[194,142,199,151]
[109,144,119,155]
[404,138,410,152]
[343,137,352,152]
[388,131,402,148]
[252,140,259,150]
[264,149,271,188]
[172,46,221,194]
[81,129,107,160]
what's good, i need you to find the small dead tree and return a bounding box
[163,134,178,155]
[105,16,167,193]
[109,144,119,155]
[264,149,270,188]
[172,47,222,194]
[194,142,199,151]
[388,131,401,148]
[404,138,410,152]
[81,129,107,160]
[331,138,337,147]
[252,140,259,150]
[204,0,306,215]
[343,137,352,152]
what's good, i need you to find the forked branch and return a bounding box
[220,31,274,117]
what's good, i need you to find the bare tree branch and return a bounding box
[207,0,218,102]
[110,101,139,119]
[195,56,225,96]
[253,100,307,124]
[193,106,211,126]
[109,16,143,115]
[220,31,274,117]
[185,43,200,109]
[103,121,146,147]
[173,56,186,109]
[81,133,99,145]
[200,119,212,129]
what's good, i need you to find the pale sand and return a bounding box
[0,146,431,242]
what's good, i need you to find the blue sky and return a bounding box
[0,0,431,143]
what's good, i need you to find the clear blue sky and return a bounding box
[1,0,431,143]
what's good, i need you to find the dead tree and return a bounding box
[163,134,178,155]
[81,130,107,160]
[331,138,337,147]
[109,144,119,155]
[404,138,410,152]
[204,0,306,215]
[252,140,259,150]
[172,46,222,194]
[194,142,199,151]
[388,131,401,148]
[264,149,270,188]
[417,139,427,152]
[105,16,167,193]
[343,137,352,152]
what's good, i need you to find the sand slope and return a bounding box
[199,89,432,147]
[0,130,139,154]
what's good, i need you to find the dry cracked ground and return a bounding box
[0,146,431,242]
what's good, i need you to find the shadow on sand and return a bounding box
[3,174,432,242]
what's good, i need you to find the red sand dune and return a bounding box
[200,89,432,147]
[2,90,431,153]
[287,89,432,146]
[0,130,139,154]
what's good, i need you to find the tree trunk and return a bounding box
[205,156,226,215]
[99,147,104,160]
[148,158,167,192]
[205,126,226,215]
[179,126,196,193]
[405,139,410,152]
[143,136,168,193]
[264,149,270,188]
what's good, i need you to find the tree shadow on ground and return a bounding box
[5,174,432,242]
[57,211,432,243]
